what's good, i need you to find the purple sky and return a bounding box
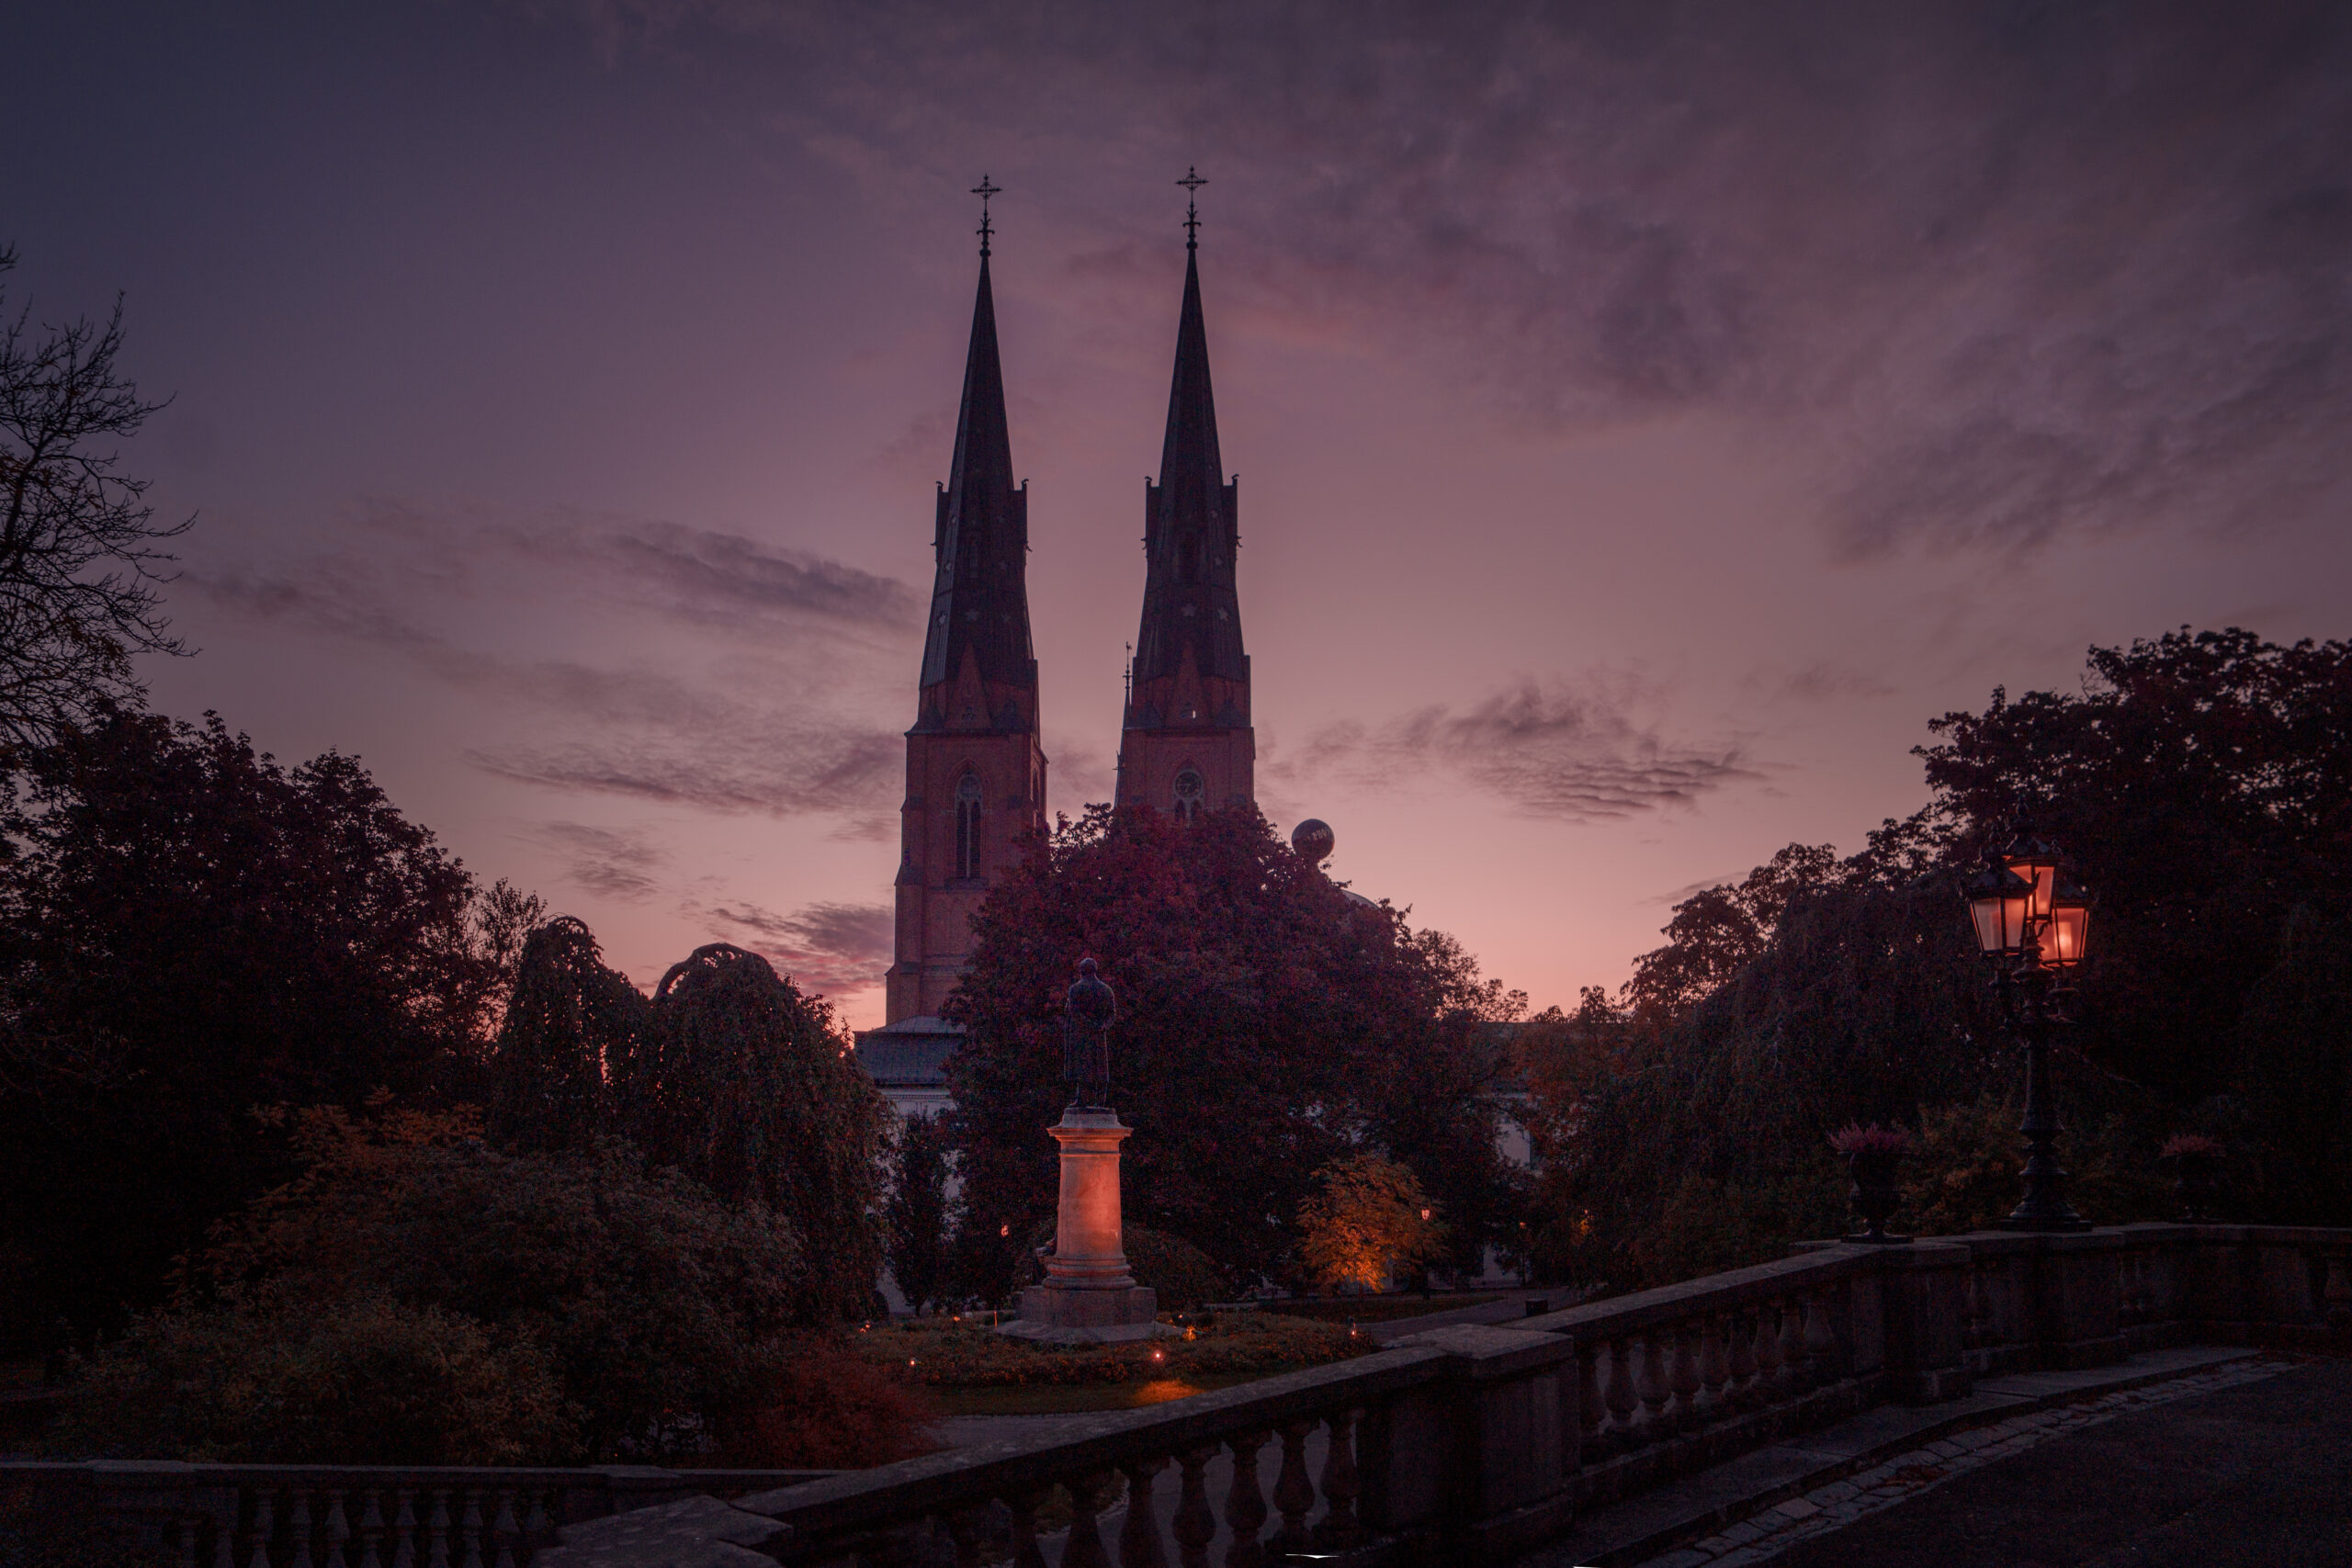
[7,1,2348,1026]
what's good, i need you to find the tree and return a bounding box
[0,709,515,1348]
[944,803,1516,1292]
[1296,1153,1446,1293]
[1527,627,2352,1286]
[628,943,889,1323]
[485,914,642,1154]
[884,1110,952,1314]
[0,246,188,752]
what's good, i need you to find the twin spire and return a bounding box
[923,172,1245,712]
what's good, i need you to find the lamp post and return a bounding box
[1962,834,2094,1233]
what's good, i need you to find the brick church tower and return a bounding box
[1115,204,1254,817]
[881,234,1047,1026]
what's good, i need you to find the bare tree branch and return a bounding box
[0,244,191,751]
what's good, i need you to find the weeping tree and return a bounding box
[484,916,647,1154]
[632,944,889,1323]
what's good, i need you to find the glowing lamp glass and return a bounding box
[2044,891,2091,969]
[1999,836,2063,923]
[1964,866,2033,957]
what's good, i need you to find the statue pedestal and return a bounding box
[999,1106,1168,1345]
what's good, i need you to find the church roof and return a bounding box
[919,255,1036,694]
[854,1015,960,1088]
[1132,243,1248,691]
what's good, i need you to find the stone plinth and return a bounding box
[999,1106,1169,1344]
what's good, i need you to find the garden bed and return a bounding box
[1254,1290,1521,1325]
[852,1313,1376,1416]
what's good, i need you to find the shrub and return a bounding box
[153,1106,803,1462]
[704,1337,940,1468]
[48,1297,571,1464]
[1125,1227,1227,1312]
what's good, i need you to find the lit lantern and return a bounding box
[2043,880,2092,969]
[1998,833,2063,923]
[1963,863,2035,958]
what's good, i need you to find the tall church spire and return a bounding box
[918,243,1034,695]
[1118,173,1254,816]
[884,188,1047,1027]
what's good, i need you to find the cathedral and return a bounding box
[858,183,1254,1077]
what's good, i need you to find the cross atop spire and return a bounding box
[972,175,1001,258]
[1177,166,1206,250]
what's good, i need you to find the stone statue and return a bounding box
[1063,956,1115,1108]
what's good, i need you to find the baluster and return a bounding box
[175,1519,198,1568]
[521,1493,551,1559]
[288,1493,314,1568]
[1575,1345,1603,1463]
[1667,1323,1703,1434]
[390,1490,418,1568]
[1003,1489,1049,1568]
[1633,1331,1670,1444]
[458,1491,485,1568]
[1117,1459,1170,1568]
[214,1497,238,1568]
[1752,1302,1786,1399]
[1315,1410,1364,1550]
[2324,1253,2352,1331]
[323,1492,351,1568]
[489,1491,520,1568]
[1602,1336,1638,1450]
[1062,1472,1115,1568]
[943,1507,989,1568]
[1777,1296,1810,1394]
[248,1490,277,1568]
[1803,1292,1837,1385]
[1728,1308,1760,1410]
[1171,1448,1218,1568]
[1270,1422,1317,1556]
[356,1493,385,1568]
[425,1491,452,1568]
[1962,1264,1988,1350]
[1223,1429,1272,1568]
[1699,1314,1732,1420]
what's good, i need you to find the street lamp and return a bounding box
[1962,833,2093,1233]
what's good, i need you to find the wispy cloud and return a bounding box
[185,501,910,829]
[535,0,2352,560]
[534,820,666,901]
[1272,675,1753,822]
[700,899,893,996]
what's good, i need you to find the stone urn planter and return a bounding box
[2161,1134,2224,1222]
[1832,1123,1914,1244]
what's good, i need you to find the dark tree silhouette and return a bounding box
[632,943,888,1323]
[944,804,1517,1295]
[0,246,188,750]
[1526,627,2352,1287]
[0,709,512,1349]
[884,1110,951,1314]
[485,915,642,1154]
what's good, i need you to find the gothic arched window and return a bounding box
[1172,768,1204,824]
[955,772,984,879]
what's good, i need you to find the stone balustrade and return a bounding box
[17,1225,2348,1567]
[0,1462,836,1567]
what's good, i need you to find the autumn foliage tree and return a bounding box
[944,803,1519,1296]
[1297,1153,1447,1293]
